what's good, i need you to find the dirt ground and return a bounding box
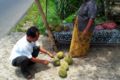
[0,32,120,80]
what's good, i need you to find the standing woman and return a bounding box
[70,0,97,57]
[77,0,97,36]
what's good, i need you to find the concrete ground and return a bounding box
[0,32,120,80]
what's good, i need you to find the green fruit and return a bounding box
[54,61,60,66]
[64,26,69,31]
[57,51,64,59]
[60,61,69,71]
[64,55,73,65]
[50,26,55,31]
[52,57,60,66]
[55,26,63,32]
[58,68,67,78]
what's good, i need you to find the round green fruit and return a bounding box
[58,68,67,78]
[60,60,69,71]
[52,57,60,66]
[64,55,73,65]
[57,51,64,59]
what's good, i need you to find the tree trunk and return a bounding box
[34,0,58,51]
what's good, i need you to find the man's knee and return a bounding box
[12,56,29,67]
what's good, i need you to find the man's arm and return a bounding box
[31,57,49,65]
[40,47,54,58]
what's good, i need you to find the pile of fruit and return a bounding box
[50,25,70,32]
[95,21,117,30]
[51,51,73,78]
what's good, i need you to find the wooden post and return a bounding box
[34,0,58,51]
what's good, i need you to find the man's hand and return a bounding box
[47,51,54,58]
[40,47,54,58]
[31,57,49,65]
[41,60,49,65]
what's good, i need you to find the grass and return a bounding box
[13,0,61,34]
[13,0,106,34]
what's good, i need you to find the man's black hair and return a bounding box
[26,26,39,38]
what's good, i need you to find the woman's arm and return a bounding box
[82,0,97,36]
[82,18,94,36]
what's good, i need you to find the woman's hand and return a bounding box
[82,29,88,36]
[82,19,94,36]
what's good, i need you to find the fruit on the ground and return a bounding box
[52,57,60,66]
[57,51,64,59]
[64,55,73,65]
[58,68,67,78]
[60,60,69,71]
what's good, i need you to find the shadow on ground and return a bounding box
[15,63,50,79]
